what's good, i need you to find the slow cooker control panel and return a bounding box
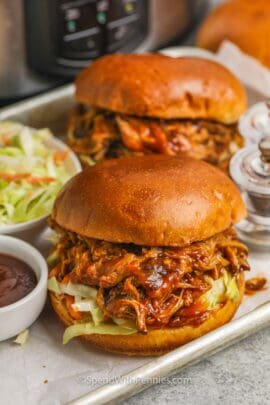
[26,0,148,76]
[59,1,104,59]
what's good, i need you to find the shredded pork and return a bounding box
[49,223,249,332]
[67,105,243,171]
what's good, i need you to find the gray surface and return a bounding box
[125,1,270,404]
[123,327,270,405]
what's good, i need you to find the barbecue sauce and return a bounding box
[0,254,37,307]
[245,277,267,296]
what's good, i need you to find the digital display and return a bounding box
[57,0,147,60]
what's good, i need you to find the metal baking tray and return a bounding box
[0,85,270,405]
[0,84,75,137]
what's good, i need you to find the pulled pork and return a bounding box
[49,224,249,332]
[67,105,243,171]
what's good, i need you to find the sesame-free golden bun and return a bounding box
[50,273,245,356]
[52,155,246,247]
[75,53,246,124]
[197,0,270,69]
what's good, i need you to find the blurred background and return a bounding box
[0,0,223,105]
[5,0,269,107]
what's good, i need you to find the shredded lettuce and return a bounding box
[91,308,104,326]
[61,282,97,299]
[71,296,96,313]
[47,250,59,267]
[48,277,137,341]
[63,322,137,344]
[48,277,100,327]
[113,318,137,330]
[13,329,29,345]
[47,276,62,294]
[48,277,97,299]
[204,271,240,308]
[223,271,240,302]
[204,276,226,308]
[0,121,75,226]
[46,231,60,245]
[71,297,103,326]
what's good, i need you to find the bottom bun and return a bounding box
[50,273,244,356]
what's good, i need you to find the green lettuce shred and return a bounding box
[47,277,97,299]
[63,322,137,344]
[224,273,240,302]
[204,271,240,308]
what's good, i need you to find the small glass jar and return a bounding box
[230,101,270,247]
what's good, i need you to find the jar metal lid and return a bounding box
[238,101,270,143]
[230,145,270,196]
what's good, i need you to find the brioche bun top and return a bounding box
[52,155,246,247]
[75,54,246,124]
[197,0,270,69]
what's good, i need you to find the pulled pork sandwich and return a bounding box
[67,54,247,172]
[48,155,249,356]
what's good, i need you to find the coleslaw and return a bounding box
[0,121,74,226]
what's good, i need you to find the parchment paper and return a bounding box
[1,42,270,405]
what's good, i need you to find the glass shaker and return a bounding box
[230,101,270,247]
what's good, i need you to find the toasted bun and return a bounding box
[52,155,246,247]
[50,273,245,356]
[75,54,246,124]
[197,0,270,69]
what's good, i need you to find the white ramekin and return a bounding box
[0,235,48,341]
[0,136,81,244]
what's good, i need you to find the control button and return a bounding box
[60,31,103,59]
[107,0,138,22]
[96,10,107,25]
[107,21,138,52]
[97,0,109,12]
[124,2,135,14]
[65,8,81,22]
[66,19,77,33]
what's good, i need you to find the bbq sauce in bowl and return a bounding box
[0,254,37,308]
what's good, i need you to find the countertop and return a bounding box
[123,327,270,405]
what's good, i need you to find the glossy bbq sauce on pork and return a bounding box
[49,222,249,332]
[0,254,37,307]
